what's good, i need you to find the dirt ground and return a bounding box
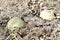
[0,0,60,40]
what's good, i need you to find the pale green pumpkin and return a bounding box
[6,17,26,32]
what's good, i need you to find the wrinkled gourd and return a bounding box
[6,17,26,32]
[40,10,55,21]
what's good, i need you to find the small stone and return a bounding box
[40,10,55,21]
